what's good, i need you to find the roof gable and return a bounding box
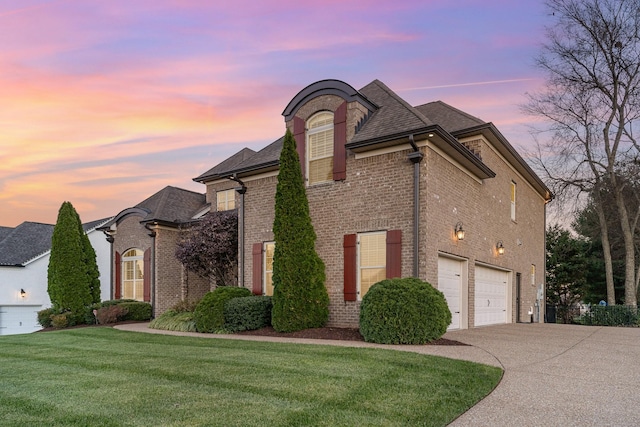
[134,186,207,224]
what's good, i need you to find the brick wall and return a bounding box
[239,95,546,328]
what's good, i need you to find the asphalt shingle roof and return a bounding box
[0,222,54,266]
[351,80,433,143]
[415,101,485,133]
[193,147,256,182]
[134,186,207,224]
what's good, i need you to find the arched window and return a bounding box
[122,248,144,301]
[307,112,334,185]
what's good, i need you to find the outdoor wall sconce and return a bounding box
[496,241,505,255]
[455,222,465,240]
[20,288,26,298]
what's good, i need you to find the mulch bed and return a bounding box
[39,322,467,346]
[236,326,467,346]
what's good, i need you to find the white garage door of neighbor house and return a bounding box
[474,266,508,327]
[438,257,463,330]
[0,306,42,336]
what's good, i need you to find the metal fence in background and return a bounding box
[578,305,640,327]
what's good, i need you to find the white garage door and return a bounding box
[475,266,508,327]
[438,257,463,330]
[0,306,42,336]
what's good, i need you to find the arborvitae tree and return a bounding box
[75,210,101,304]
[271,129,329,332]
[47,202,93,319]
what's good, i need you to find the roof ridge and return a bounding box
[370,79,433,126]
[417,100,484,124]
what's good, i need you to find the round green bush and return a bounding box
[359,277,452,344]
[193,287,252,333]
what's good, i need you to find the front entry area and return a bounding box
[474,265,510,327]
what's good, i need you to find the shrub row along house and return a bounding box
[193,79,552,329]
[97,79,550,329]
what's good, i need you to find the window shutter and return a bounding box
[333,101,347,181]
[114,251,122,300]
[252,243,263,295]
[143,248,151,302]
[386,230,402,279]
[293,116,306,178]
[343,234,357,301]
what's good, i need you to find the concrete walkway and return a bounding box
[115,322,640,426]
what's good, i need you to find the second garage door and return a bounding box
[474,266,509,327]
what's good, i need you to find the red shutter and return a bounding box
[293,116,306,179]
[114,251,122,300]
[252,243,263,295]
[333,101,347,181]
[386,230,402,279]
[143,248,151,302]
[343,234,357,301]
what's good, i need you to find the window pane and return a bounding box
[309,112,333,129]
[135,260,144,280]
[359,233,386,267]
[123,280,133,299]
[309,157,333,184]
[265,272,274,297]
[309,130,333,158]
[360,268,386,296]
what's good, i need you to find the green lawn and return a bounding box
[0,328,501,426]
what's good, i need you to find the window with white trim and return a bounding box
[263,242,275,296]
[307,112,334,185]
[510,181,516,221]
[216,189,236,211]
[357,232,386,300]
[122,248,144,301]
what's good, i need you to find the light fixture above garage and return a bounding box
[496,241,505,255]
[454,222,465,240]
[20,288,26,298]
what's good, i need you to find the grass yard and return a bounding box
[0,328,501,426]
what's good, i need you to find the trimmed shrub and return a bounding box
[95,305,128,324]
[119,302,152,321]
[224,296,273,332]
[359,277,452,344]
[150,310,198,332]
[37,308,56,328]
[84,299,140,324]
[194,287,252,333]
[51,312,72,329]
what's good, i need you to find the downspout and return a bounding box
[407,134,424,278]
[145,223,157,317]
[228,174,247,288]
[102,228,115,300]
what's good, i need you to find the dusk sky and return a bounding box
[1,0,551,227]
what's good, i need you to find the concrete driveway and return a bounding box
[444,323,640,426]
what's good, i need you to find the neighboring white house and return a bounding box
[0,218,112,335]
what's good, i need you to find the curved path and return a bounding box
[115,322,640,426]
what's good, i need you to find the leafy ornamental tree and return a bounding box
[47,202,94,320]
[523,0,640,306]
[546,225,588,323]
[175,210,238,287]
[271,129,329,332]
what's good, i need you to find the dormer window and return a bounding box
[307,112,334,185]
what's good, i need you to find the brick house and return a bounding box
[99,186,211,315]
[198,79,552,329]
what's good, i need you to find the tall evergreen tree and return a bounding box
[271,129,329,332]
[47,202,94,318]
[75,210,101,304]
